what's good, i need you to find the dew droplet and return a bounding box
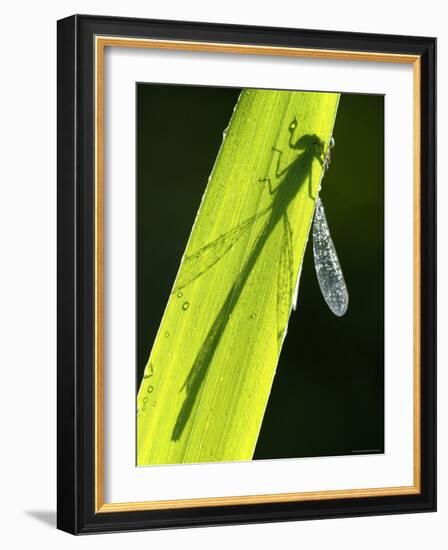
[143,362,154,378]
[182,301,190,311]
[177,291,183,298]
[147,385,154,394]
[152,401,157,407]
[143,397,148,404]
[165,331,170,338]
[250,313,256,319]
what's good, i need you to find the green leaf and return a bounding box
[137,89,340,465]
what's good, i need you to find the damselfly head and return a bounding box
[289,117,298,132]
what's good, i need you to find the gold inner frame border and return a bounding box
[94,35,421,513]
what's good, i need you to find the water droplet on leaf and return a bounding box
[143,362,154,378]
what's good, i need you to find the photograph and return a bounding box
[0,0,442,545]
[136,85,385,466]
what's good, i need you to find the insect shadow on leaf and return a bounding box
[171,119,328,443]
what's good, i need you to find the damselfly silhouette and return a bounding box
[175,119,348,322]
[170,118,348,440]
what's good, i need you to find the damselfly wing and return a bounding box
[312,196,349,316]
[174,205,271,292]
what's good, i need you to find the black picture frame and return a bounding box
[57,14,436,534]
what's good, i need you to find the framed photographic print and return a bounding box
[57,14,436,534]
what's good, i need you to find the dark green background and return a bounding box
[137,84,384,459]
